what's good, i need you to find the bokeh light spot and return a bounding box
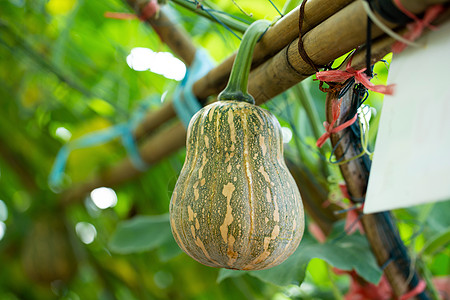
[90,187,118,209]
[0,222,6,241]
[281,127,293,144]
[75,222,97,244]
[126,47,186,81]
[55,127,72,141]
[0,200,7,222]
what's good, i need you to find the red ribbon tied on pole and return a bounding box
[104,0,159,21]
[316,60,395,95]
[399,280,427,300]
[316,98,358,148]
[392,0,445,53]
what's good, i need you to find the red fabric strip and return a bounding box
[316,60,395,95]
[104,0,159,22]
[138,0,159,21]
[316,98,358,148]
[399,280,426,300]
[392,1,445,53]
[104,12,137,20]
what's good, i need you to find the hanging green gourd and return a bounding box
[170,20,304,270]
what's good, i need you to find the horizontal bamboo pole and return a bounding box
[133,0,355,140]
[127,0,448,140]
[62,122,186,203]
[133,0,448,140]
[192,0,355,100]
[62,0,448,205]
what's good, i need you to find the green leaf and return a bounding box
[157,234,183,262]
[217,233,382,286]
[421,228,450,257]
[108,214,173,254]
[307,234,382,284]
[427,200,450,233]
[88,98,116,116]
[217,269,246,283]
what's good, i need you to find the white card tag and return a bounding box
[364,22,450,214]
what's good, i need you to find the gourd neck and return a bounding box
[218,20,270,105]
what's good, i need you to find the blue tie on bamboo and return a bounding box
[48,99,156,189]
[173,49,215,127]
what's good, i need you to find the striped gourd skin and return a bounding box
[170,101,304,270]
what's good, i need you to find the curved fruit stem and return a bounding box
[218,19,271,104]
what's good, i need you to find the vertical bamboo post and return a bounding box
[325,40,431,298]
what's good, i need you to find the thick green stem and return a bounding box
[294,84,322,141]
[327,264,344,300]
[417,259,442,300]
[293,83,330,178]
[218,20,270,104]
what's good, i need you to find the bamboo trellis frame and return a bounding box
[133,0,448,139]
[133,0,355,140]
[59,0,450,298]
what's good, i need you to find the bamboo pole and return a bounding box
[324,39,432,298]
[125,1,198,65]
[320,36,435,299]
[133,0,355,140]
[61,122,186,204]
[192,0,355,100]
[248,1,395,103]
[133,0,448,139]
[325,91,422,296]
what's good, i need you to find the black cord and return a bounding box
[365,13,373,78]
[193,0,242,40]
[267,0,283,17]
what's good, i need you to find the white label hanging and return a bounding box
[364,21,450,214]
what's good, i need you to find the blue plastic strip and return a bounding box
[48,96,160,188]
[173,70,193,126]
[71,127,122,149]
[173,49,215,127]
[48,145,71,188]
[120,123,148,171]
